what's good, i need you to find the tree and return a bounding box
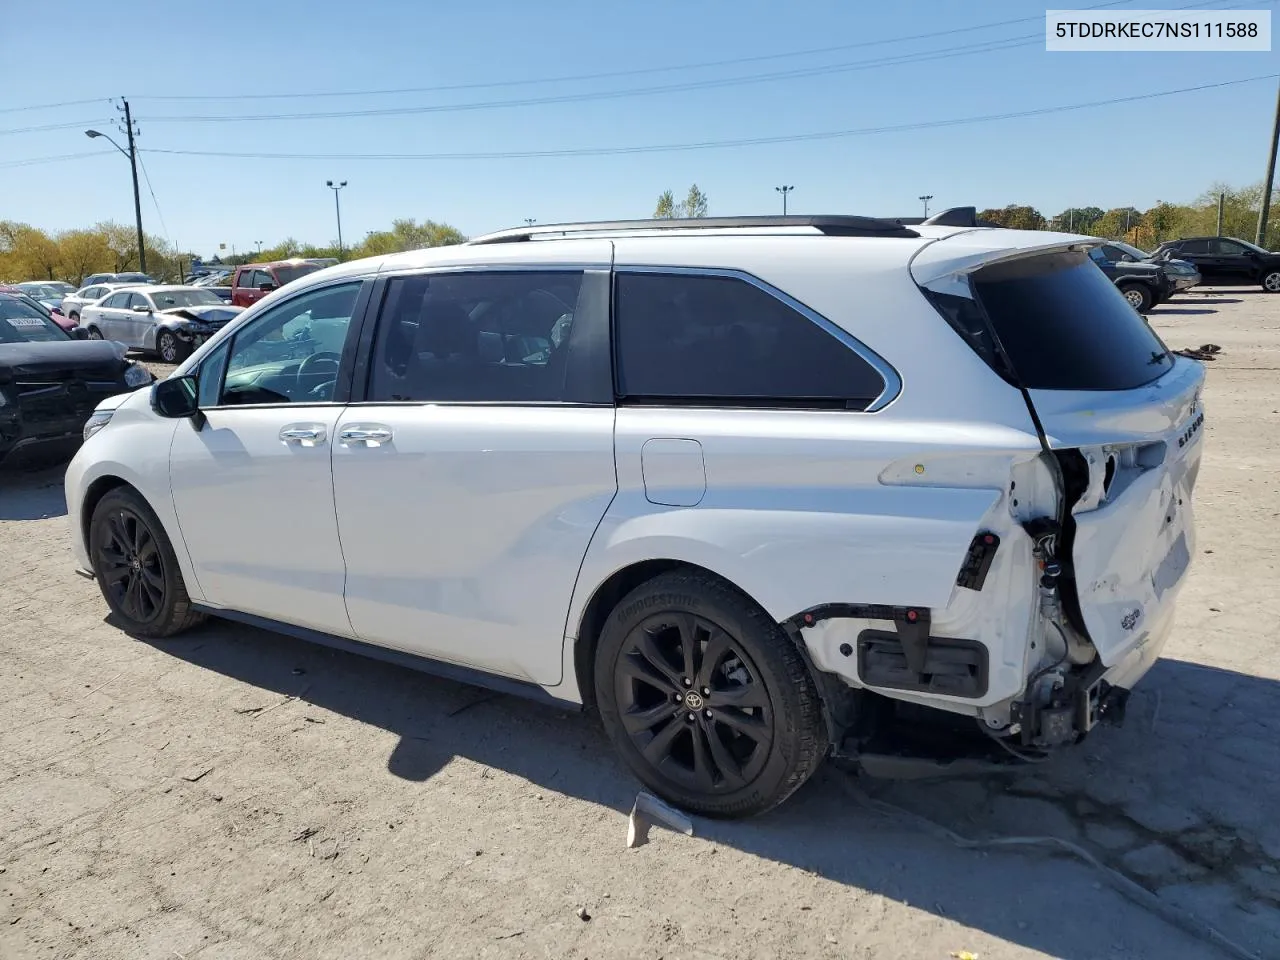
[978,205,1046,230]
[352,218,466,258]
[654,185,709,219]
[1051,206,1104,233]
[58,230,112,285]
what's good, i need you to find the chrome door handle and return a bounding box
[338,426,393,447]
[279,425,327,446]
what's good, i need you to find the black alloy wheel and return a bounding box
[616,611,774,795]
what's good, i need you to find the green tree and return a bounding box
[684,184,709,218]
[57,229,113,284]
[654,185,709,219]
[654,190,678,219]
[978,205,1046,230]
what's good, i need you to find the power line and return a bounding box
[0,118,113,137]
[134,0,1135,103]
[135,150,174,252]
[133,0,1257,126]
[140,37,1049,123]
[0,149,116,169]
[137,75,1278,163]
[0,97,112,115]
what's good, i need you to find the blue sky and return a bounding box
[2,0,1277,256]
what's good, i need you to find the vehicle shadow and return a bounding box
[1177,297,1243,305]
[0,464,69,520]
[141,618,1280,959]
[1150,307,1219,316]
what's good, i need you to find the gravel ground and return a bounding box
[2,289,1278,960]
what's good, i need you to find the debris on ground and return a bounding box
[1173,343,1222,361]
[626,791,694,848]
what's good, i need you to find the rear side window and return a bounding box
[1178,239,1210,255]
[929,252,1172,391]
[614,272,886,409]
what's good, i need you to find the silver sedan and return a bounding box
[81,285,244,362]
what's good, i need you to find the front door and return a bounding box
[331,253,617,684]
[168,278,369,634]
[1208,238,1255,284]
[121,292,153,349]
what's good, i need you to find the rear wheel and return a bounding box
[69,311,80,323]
[1262,270,1280,293]
[85,326,103,340]
[594,569,828,818]
[156,330,188,363]
[1119,283,1153,313]
[89,487,204,638]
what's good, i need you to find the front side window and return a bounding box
[613,271,887,410]
[367,270,584,403]
[1210,239,1247,256]
[219,282,362,405]
[128,293,152,310]
[1179,239,1211,255]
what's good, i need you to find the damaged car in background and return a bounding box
[64,211,1203,817]
[0,292,153,468]
[81,286,243,363]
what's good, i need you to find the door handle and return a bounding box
[279,425,327,446]
[338,426,393,447]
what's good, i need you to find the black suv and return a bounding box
[1152,236,1280,292]
[1086,245,1175,313]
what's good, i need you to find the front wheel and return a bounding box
[157,330,189,363]
[1119,283,1153,313]
[89,487,204,638]
[594,569,829,818]
[85,326,103,340]
[69,311,80,323]
[1262,270,1280,293]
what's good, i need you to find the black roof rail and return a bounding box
[468,215,921,245]
[883,206,1002,229]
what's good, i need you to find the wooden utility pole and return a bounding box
[1256,77,1280,248]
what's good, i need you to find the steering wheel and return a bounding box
[296,352,341,397]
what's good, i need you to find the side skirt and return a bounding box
[191,605,583,711]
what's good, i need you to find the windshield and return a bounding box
[17,283,64,299]
[1112,241,1151,260]
[115,273,153,283]
[273,263,323,285]
[0,295,69,343]
[150,289,224,309]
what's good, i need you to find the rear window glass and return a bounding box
[273,263,322,285]
[928,252,1172,391]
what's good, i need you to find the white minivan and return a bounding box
[66,211,1204,817]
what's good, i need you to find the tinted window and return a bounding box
[964,252,1172,391]
[614,272,886,409]
[368,271,584,403]
[221,282,361,405]
[273,263,322,285]
[1088,248,1108,263]
[0,296,67,342]
[1178,239,1211,255]
[1210,239,1247,255]
[233,271,248,288]
[102,292,130,308]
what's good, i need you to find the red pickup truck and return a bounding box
[230,260,324,307]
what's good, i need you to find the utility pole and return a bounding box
[918,194,934,218]
[1256,76,1280,248]
[326,180,348,256]
[1217,192,1225,237]
[122,99,145,274]
[775,185,794,215]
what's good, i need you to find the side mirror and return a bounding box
[258,282,277,292]
[152,375,199,419]
[70,326,89,340]
[131,303,151,313]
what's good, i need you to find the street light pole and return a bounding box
[918,194,934,218]
[524,218,536,227]
[775,185,794,215]
[85,102,146,273]
[326,180,348,256]
[255,240,263,254]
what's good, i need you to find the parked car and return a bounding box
[12,281,75,318]
[1151,236,1280,291]
[0,293,152,467]
[83,272,154,287]
[60,281,148,324]
[1086,246,1176,312]
[81,286,244,363]
[191,271,234,302]
[230,259,324,307]
[1090,241,1201,294]
[66,212,1203,818]
[11,291,78,332]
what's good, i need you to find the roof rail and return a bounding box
[884,206,1001,229]
[468,215,921,245]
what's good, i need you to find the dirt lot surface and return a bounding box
[2,289,1278,960]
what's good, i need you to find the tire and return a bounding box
[85,326,103,340]
[1262,270,1280,293]
[69,311,80,323]
[1119,283,1153,313]
[88,487,205,638]
[156,330,188,363]
[594,569,829,819]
